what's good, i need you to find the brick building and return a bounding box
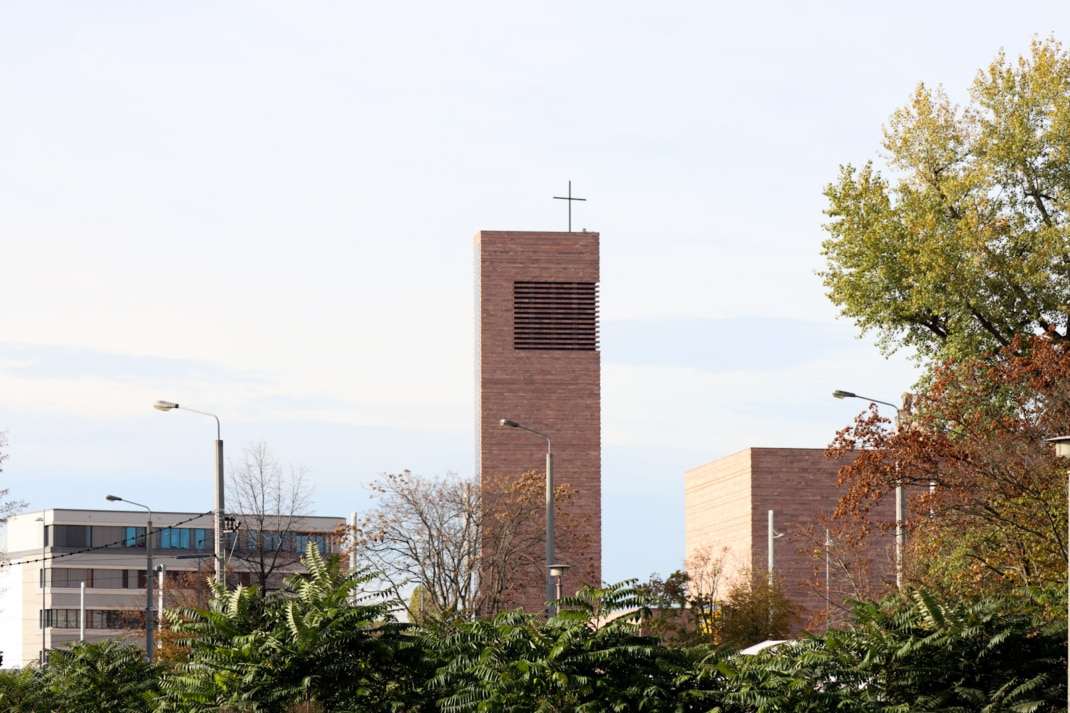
[474,230,601,613]
[685,448,898,628]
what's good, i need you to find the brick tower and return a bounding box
[475,230,601,614]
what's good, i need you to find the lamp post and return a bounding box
[767,510,784,579]
[1046,435,1070,709]
[36,516,45,665]
[500,418,556,616]
[549,564,570,605]
[106,495,154,661]
[824,529,833,633]
[154,400,225,587]
[833,389,906,590]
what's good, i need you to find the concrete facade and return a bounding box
[685,448,897,627]
[3,509,344,666]
[475,230,601,612]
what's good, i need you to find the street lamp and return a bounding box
[106,495,154,661]
[500,418,556,616]
[833,389,906,589]
[549,563,570,604]
[1046,434,1070,710]
[767,509,784,579]
[154,400,225,586]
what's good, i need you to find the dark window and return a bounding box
[50,568,90,588]
[52,525,91,548]
[513,281,599,351]
[92,569,124,589]
[92,526,123,548]
[43,609,81,629]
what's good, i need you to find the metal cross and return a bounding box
[553,180,586,232]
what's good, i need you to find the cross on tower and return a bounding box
[553,180,586,232]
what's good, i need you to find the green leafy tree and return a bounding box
[0,666,52,713]
[636,570,709,647]
[719,569,799,650]
[161,545,423,713]
[42,639,161,713]
[424,580,713,712]
[714,588,1065,712]
[820,36,1070,366]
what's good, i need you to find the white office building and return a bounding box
[2,508,345,667]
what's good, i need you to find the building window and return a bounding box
[122,527,146,548]
[51,525,91,548]
[50,568,90,588]
[92,569,124,589]
[91,526,123,548]
[160,527,191,550]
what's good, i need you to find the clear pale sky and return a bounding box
[1,3,1066,591]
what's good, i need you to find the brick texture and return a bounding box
[686,448,897,628]
[475,231,601,613]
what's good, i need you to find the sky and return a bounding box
[1,3,1067,595]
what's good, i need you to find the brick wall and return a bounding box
[686,447,897,629]
[475,231,601,613]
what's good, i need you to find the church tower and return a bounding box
[475,230,601,613]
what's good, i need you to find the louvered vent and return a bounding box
[514,281,599,351]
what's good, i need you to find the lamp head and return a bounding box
[832,390,856,400]
[500,419,520,428]
[154,400,178,412]
[106,495,123,502]
[549,564,571,578]
[1047,435,1070,458]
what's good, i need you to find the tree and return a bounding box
[636,570,704,647]
[828,334,1070,604]
[685,545,730,645]
[424,580,708,713]
[0,666,51,713]
[42,639,161,713]
[162,546,424,713]
[226,441,315,590]
[353,469,586,620]
[820,37,1070,366]
[0,432,26,600]
[715,588,1065,712]
[796,516,891,631]
[636,547,733,647]
[718,569,799,650]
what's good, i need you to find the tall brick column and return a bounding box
[475,230,601,614]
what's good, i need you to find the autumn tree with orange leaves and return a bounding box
[828,334,1070,608]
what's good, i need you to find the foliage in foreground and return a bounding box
[0,639,159,713]
[1,551,1064,712]
[716,588,1066,712]
[159,546,425,713]
[422,580,714,713]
